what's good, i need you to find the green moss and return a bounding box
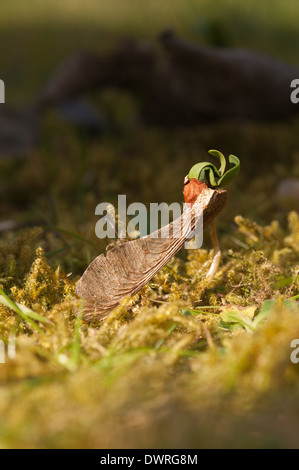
[11,247,74,313]
[0,203,298,447]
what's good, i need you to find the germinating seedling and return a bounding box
[186,150,240,279]
[76,150,240,321]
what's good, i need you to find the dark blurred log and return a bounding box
[36,29,299,126]
[157,29,299,123]
[37,41,158,108]
[1,29,299,158]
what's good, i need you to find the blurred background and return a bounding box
[0,0,299,450]
[0,0,299,265]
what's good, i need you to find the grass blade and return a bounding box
[0,288,49,332]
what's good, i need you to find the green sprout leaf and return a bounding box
[188,150,240,188]
[188,162,220,186]
[208,149,227,176]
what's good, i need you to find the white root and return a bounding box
[206,221,221,279]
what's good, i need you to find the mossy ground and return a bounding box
[0,0,299,449]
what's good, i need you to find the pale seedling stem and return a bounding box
[206,221,221,279]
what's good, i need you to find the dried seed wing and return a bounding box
[76,187,227,321]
